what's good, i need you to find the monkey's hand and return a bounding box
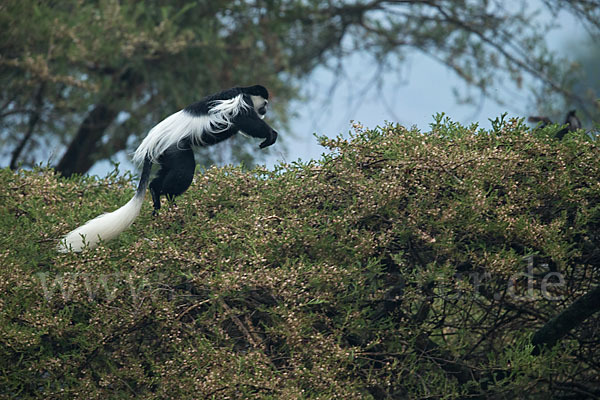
[259,130,278,149]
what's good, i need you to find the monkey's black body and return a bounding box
[149,140,196,212]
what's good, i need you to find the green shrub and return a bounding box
[1,116,599,398]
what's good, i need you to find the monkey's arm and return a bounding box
[234,111,278,149]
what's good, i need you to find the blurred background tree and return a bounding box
[1,0,598,176]
[532,35,600,128]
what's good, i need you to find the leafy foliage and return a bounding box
[1,117,599,398]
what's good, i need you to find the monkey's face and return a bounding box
[251,95,268,119]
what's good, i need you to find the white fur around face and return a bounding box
[251,95,268,119]
[132,94,251,164]
[250,95,267,109]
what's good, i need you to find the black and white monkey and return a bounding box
[58,85,277,252]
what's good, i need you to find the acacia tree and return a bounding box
[1,0,598,175]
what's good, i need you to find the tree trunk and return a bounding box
[55,69,142,177]
[55,104,119,177]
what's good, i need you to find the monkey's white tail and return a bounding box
[58,158,153,253]
[57,194,145,252]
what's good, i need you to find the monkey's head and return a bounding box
[243,85,269,119]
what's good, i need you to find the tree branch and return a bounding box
[532,285,600,355]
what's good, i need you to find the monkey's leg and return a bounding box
[149,175,164,215]
[149,145,196,215]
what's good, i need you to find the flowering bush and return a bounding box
[1,115,599,398]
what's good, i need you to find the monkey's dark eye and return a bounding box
[258,106,267,115]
